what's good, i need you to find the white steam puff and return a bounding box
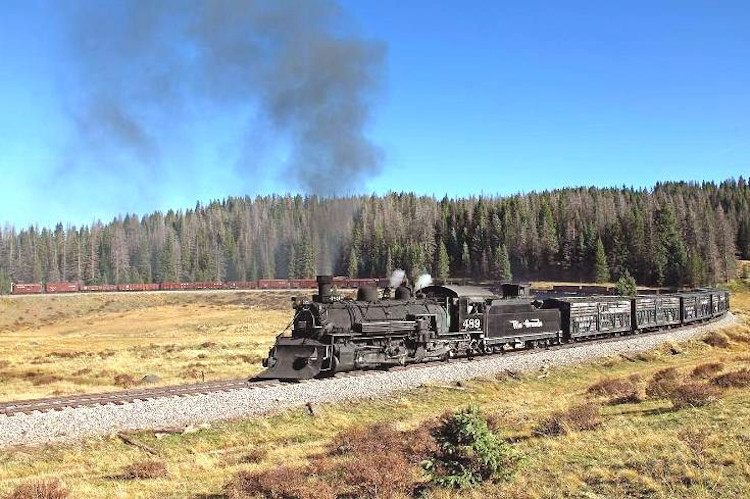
[415,274,433,291]
[389,269,406,288]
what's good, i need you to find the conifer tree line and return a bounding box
[0,178,748,292]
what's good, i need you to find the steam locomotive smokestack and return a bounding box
[314,275,333,303]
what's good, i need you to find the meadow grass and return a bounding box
[0,291,295,401]
[0,291,748,498]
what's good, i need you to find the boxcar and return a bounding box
[45,282,79,293]
[11,283,44,294]
[287,279,313,289]
[225,281,259,290]
[680,292,712,324]
[258,279,289,289]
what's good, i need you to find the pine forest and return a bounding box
[1,178,749,293]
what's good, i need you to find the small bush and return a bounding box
[609,390,643,405]
[8,479,69,499]
[226,466,333,499]
[331,421,437,465]
[712,369,750,388]
[239,447,268,464]
[703,332,731,348]
[535,403,601,436]
[331,422,402,456]
[691,362,724,378]
[667,382,721,409]
[23,372,62,385]
[587,378,635,397]
[113,374,137,388]
[336,450,414,498]
[645,368,680,399]
[426,406,523,489]
[123,460,168,479]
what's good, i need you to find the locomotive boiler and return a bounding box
[257,275,562,380]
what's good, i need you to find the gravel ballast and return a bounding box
[0,313,735,448]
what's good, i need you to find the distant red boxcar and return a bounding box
[117,283,158,292]
[192,282,224,290]
[258,279,289,289]
[225,281,258,290]
[292,279,318,289]
[332,277,348,289]
[11,283,44,294]
[45,282,79,293]
[80,284,118,292]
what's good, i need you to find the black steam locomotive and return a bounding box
[257,276,730,380]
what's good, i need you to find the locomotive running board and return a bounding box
[255,337,329,381]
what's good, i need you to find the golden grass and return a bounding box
[0,291,298,401]
[1,291,749,498]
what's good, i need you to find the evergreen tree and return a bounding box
[0,267,10,294]
[615,270,637,296]
[435,241,450,280]
[347,246,358,278]
[593,237,610,283]
[461,242,471,276]
[493,244,512,282]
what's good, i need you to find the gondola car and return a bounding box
[541,296,631,340]
[680,292,712,324]
[632,295,681,330]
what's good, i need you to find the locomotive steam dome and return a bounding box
[356,286,379,302]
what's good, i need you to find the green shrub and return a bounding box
[425,406,523,489]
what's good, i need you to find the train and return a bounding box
[257,276,730,380]
[9,277,389,295]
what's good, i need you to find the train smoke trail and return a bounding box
[415,274,433,290]
[389,269,406,288]
[60,0,385,197]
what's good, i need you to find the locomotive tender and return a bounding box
[258,276,730,380]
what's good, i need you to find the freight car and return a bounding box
[9,277,378,295]
[258,276,730,380]
[10,283,43,294]
[45,282,79,293]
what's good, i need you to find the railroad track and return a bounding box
[0,315,729,417]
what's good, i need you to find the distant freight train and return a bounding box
[9,278,388,295]
[257,276,730,380]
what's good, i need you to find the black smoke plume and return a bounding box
[61,0,384,194]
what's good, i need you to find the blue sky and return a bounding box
[1,0,749,228]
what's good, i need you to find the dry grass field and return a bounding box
[0,289,748,498]
[0,291,297,401]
